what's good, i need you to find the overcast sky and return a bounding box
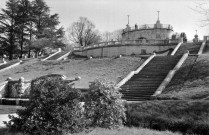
[0,0,208,40]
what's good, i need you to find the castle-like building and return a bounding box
[122,17,173,42]
[73,13,180,58]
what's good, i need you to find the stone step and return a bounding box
[129,77,165,81]
[123,98,150,101]
[134,73,168,76]
[121,83,159,87]
[120,55,182,101]
[122,96,151,101]
[120,91,155,95]
[121,85,158,89]
[121,87,157,91]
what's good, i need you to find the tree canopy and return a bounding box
[67,17,101,47]
[0,0,65,59]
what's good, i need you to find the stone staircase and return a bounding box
[175,42,202,55]
[120,55,182,101]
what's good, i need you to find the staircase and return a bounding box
[47,51,70,60]
[175,42,202,55]
[120,55,182,101]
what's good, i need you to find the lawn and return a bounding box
[0,60,20,71]
[0,127,180,135]
[0,56,145,88]
[0,105,22,114]
[126,100,209,134]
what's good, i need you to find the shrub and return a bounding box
[84,80,126,129]
[5,75,86,135]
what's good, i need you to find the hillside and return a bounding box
[158,53,209,100]
[0,56,145,88]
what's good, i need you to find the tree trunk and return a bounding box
[28,22,32,58]
[20,24,24,59]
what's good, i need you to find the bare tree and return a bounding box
[101,29,123,42]
[192,0,209,27]
[67,17,101,47]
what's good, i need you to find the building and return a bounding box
[122,14,174,41]
[73,13,180,57]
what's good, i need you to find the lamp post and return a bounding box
[127,15,130,40]
[127,14,130,25]
[157,11,160,21]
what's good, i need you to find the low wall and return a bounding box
[0,75,80,99]
[74,44,177,58]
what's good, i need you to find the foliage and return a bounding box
[0,0,65,59]
[0,0,19,60]
[126,100,209,135]
[5,75,86,135]
[101,29,123,42]
[84,80,126,129]
[67,17,101,47]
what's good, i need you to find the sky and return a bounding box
[0,0,208,40]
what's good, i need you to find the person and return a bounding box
[135,24,138,29]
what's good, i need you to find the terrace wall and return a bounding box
[73,43,177,57]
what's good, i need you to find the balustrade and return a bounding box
[73,38,178,51]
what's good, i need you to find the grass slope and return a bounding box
[126,100,209,134]
[0,127,180,135]
[0,105,22,114]
[158,53,209,100]
[0,56,144,88]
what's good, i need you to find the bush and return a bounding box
[5,75,86,135]
[84,80,126,129]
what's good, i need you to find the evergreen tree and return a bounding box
[0,0,65,59]
[0,0,19,60]
[30,0,65,57]
[16,0,33,58]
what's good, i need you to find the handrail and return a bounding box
[0,81,8,98]
[170,42,183,55]
[116,53,156,88]
[0,60,22,73]
[73,39,179,52]
[198,41,206,55]
[41,49,61,61]
[152,51,189,97]
[57,51,72,61]
[123,24,173,32]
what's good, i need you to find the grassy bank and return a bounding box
[126,100,209,134]
[158,53,209,100]
[0,56,144,88]
[0,105,22,114]
[0,127,180,135]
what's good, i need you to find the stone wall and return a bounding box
[74,44,177,58]
[1,75,80,98]
[5,77,31,98]
[122,28,173,41]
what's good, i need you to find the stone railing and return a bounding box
[116,53,156,88]
[198,41,206,55]
[1,75,81,98]
[152,51,189,97]
[123,24,173,33]
[5,77,31,98]
[73,39,179,51]
[41,48,62,61]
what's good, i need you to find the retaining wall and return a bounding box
[74,44,177,58]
